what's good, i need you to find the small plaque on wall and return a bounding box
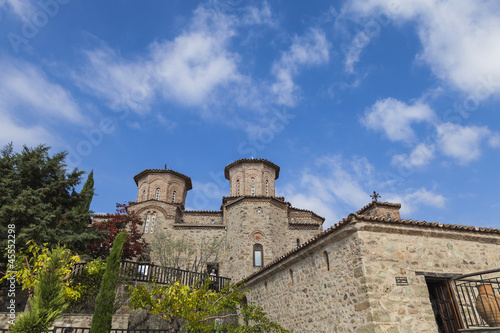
[395,277,408,286]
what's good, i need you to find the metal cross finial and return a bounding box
[370,191,381,202]
[164,164,167,170]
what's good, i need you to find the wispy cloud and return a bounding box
[346,0,500,97]
[271,28,330,106]
[281,154,445,228]
[0,0,34,21]
[0,58,85,147]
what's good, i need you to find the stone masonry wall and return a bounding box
[357,221,500,333]
[245,224,372,333]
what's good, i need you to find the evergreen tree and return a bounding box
[90,232,128,333]
[73,170,94,217]
[0,143,98,270]
[10,246,70,333]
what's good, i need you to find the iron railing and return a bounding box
[453,268,500,328]
[71,261,231,291]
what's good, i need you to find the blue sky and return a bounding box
[1,0,500,229]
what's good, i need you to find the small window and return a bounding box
[257,207,262,215]
[155,188,160,201]
[236,179,240,196]
[142,190,146,201]
[289,269,294,286]
[172,191,176,203]
[266,180,269,196]
[150,212,156,233]
[251,178,255,196]
[296,239,300,247]
[387,213,391,218]
[291,218,294,223]
[323,251,330,271]
[253,244,263,267]
[144,212,151,233]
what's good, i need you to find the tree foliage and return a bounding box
[87,203,146,260]
[73,169,94,218]
[129,281,291,333]
[10,246,73,332]
[90,232,128,333]
[1,240,82,300]
[0,143,97,269]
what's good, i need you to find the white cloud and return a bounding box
[344,31,371,73]
[0,59,84,124]
[282,154,447,227]
[0,0,34,21]
[436,123,494,165]
[0,58,86,147]
[362,98,435,143]
[75,3,278,115]
[346,0,500,97]
[387,188,446,216]
[392,143,435,168]
[271,28,330,106]
[0,112,55,147]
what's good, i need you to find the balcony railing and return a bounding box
[71,260,231,291]
[453,268,500,328]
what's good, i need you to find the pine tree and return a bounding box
[0,143,98,268]
[90,232,128,333]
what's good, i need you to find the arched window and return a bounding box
[323,251,330,271]
[155,188,160,201]
[142,190,146,201]
[253,244,263,267]
[289,269,294,286]
[266,180,269,196]
[257,207,262,215]
[296,239,300,247]
[150,212,157,233]
[236,179,240,196]
[251,178,255,196]
[172,191,176,203]
[144,212,151,233]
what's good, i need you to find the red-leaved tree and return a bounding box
[87,203,147,260]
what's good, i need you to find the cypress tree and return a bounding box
[74,170,94,216]
[90,232,128,333]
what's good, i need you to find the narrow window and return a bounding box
[324,251,330,271]
[266,180,269,196]
[296,239,300,247]
[251,178,255,196]
[144,212,150,233]
[253,244,263,267]
[289,269,294,286]
[150,212,156,233]
[257,207,262,215]
[236,179,240,196]
[155,188,160,201]
[172,191,176,203]
[142,190,146,201]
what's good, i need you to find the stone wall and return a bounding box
[0,313,129,329]
[244,219,500,333]
[357,220,500,333]
[244,224,372,333]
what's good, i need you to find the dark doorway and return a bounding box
[426,278,462,333]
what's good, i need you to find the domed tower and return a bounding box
[223,159,284,281]
[133,168,192,207]
[224,158,280,197]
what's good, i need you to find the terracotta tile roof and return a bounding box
[224,158,280,179]
[133,168,193,190]
[289,206,325,222]
[238,212,500,285]
[355,201,401,214]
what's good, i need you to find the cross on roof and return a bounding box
[370,191,381,202]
